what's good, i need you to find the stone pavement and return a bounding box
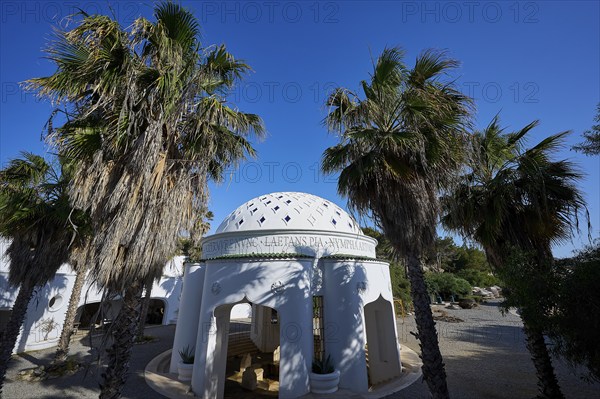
[4,300,600,398]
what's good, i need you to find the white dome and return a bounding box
[215,192,363,235]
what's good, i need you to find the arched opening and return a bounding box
[363,295,402,387]
[213,301,280,398]
[75,300,122,330]
[144,298,167,325]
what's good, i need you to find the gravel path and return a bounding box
[389,300,599,398]
[3,300,598,398]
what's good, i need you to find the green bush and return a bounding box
[550,242,600,382]
[425,272,472,301]
[389,262,412,307]
[456,269,502,287]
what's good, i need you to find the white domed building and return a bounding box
[170,192,402,398]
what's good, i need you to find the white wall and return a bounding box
[0,244,186,354]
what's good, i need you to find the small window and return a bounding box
[273,205,280,212]
[285,199,292,204]
[238,218,244,226]
[331,218,337,226]
[259,216,266,224]
[48,295,64,312]
[284,215,291,222]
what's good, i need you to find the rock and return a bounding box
[459,298,476,309]
[241,367,258,391]
[492,285,503,296]
[239,353,252,372]
[273,346,280,363]
[446,304,460,310]
[254,367,264,381]
[472,287,494,298]
[486,286,500,298]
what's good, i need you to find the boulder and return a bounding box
[239,353,252,372]
[241,367,258,391]
[459,298,476,309]
[472,287,494,298]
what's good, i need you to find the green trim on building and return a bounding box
[203,252,315,261]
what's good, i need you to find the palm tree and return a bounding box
[0,153,84,392]
[136,210,212,340]
[53,245,90,362]
[27,2,264,397]
[135,275,156,341]
[322,47,473,399]
[442,117,589,399]
[573,103,600,155]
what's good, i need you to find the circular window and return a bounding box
[48,295,64,312]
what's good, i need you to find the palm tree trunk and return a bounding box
[405,251,450,399]
[0,280,35,393]
[54,264,86,363]
[521,314,564,399]
[99,283,141,399]
[136,278,153,340]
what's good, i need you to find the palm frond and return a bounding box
[27,1,264,292]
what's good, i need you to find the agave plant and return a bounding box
[179,345,195,365]
[312,354,335,374]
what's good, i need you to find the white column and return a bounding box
[208,306,231,399]
[191,307,216,395]
[169,262,206,373]
[277,263,313,399]
[323,260,369,393]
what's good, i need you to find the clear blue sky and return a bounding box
[1,1,598,257]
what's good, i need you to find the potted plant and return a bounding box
[177,345,195,381]
[309,354,340,394]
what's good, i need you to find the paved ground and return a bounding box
[3,325,176,399]
[389,301,599,399]
[3,300,599,398]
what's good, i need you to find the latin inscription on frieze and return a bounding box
[202,234,374,258]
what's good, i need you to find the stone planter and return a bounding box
[309,370,340,394]
[177,362,193,381]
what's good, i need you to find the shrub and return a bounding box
[425,272,472,301]
[456,269,502,287]
[389,262,412,307]
[550,242,600,382]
